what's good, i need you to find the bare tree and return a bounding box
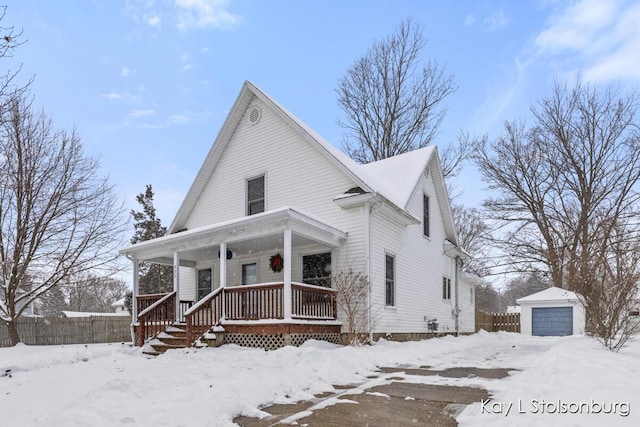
[337,18,457,165]
[66,273,129,313]
[333,271,370,345]
[0,92,127,345]
[452,204,492,277]
[0,6,28,111]
[474,282,502,313]
[474,81,640,350]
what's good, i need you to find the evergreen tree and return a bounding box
[130,185,173,295]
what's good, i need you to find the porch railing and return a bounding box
[136,293,168,316]
[178,300,194,323]
[225,282,284,320]
[184,287,224,346]
[136,291,176,347]
[136,283,338,347]
[292,282,337,320]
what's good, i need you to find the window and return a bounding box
[385,254,395,306]
[423,195,430,237]
[442,277,451,300]
[470,287,474,305]
[247,175,265,215]
[302,252,332,287]
[197,269,212,300]
[241,263,258,285]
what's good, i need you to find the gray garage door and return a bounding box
[532,307,573,336]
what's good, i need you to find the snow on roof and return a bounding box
[167,81,455,243]
[111,298,126,308]
[264,85,436,210]
[61,311,130,318]
[516,286,581,304]
[359,146,435,209]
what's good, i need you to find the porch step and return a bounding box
[142,326,190,356]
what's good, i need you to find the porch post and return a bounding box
[283,229,292,320]
[220,242,227,320]
[173,252,180,321]
[131,259,140,343]
[132,259,140,319]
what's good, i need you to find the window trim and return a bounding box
[442,276,451,300]
[246,174,266,216]
[197,268,213,301]
[385,252,396,307]
[241,260,259,286]
[301,250,333,288]
[423,194,430,237]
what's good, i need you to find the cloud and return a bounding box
[175,0,241,31]
[534,0,640,83]
[147,14,161,27]
[484,9,508,32]
[129,109,155,118]
[136,110,213,128]
[121,67,131,77]
[102,93,123,101]
[464,14,476,27]
[535,0,617,52]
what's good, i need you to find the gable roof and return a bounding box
[168,81,458,245]
[516,286,581,304]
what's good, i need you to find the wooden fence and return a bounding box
[0,316,132,347]
[475,310,521,333]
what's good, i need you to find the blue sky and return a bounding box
[4,0,640,227]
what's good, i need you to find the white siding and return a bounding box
[185,97,358,234]
[179,267,196,302]
[179,96,367,301]
[369,159,473,334]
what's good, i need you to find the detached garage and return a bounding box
[517,287,585,336]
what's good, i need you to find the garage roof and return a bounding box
[516,286,581,304]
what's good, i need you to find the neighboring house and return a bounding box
[517,287,586,336]
[120,81,475,350]
[506,306,521,314]
[0,286,36,317]
[111,297,129,314]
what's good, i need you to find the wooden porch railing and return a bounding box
[136,293,168,316]
[184,287,224,346]
[292,282,337,320]
[137,291,176,346]
[225,282,284,320]
[178,300,194,323]
[136,283,338,347]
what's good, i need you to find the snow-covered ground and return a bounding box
[0,332,637,426]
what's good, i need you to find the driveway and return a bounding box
[234,366,515,426]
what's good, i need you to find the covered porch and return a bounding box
[120,208,347,349]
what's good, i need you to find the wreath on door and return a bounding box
[269,253,283,273]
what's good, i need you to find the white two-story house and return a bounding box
[120,81,476,352]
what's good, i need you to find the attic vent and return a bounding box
[345,186,366,194]
[248,107,262,125]
[424,165,430,178]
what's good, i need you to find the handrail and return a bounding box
[291,281,338,293]
[138,291,176,318]
[185,287,223,316]
[136,291,176,346]
[185,287,224,346]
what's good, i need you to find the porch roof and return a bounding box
[120,207,347,263]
